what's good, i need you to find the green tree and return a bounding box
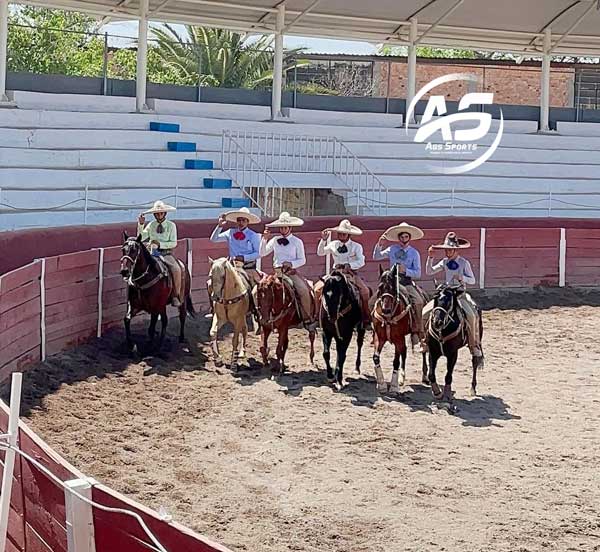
[151,24,303,88]
[378,44,483,59]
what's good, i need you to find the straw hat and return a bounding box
[224,207,261,224]
[431,231,471,250]
[266,211,304,228]
[144,200,176,214]
[326,219,363,236]
[383,222,424,241]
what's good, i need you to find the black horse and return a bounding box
[426,283,484,403]
[319,270,366,391]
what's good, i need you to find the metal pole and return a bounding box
[102,32,108,96]
[293,59,297,108]
[0,373,22,552]
[270,3,285,120]
[0,0,9,103]
[406,18,418,124]
[136,0,149,112]
[197,46,203,102]
[385,60,391,114]
[540,27,551,132]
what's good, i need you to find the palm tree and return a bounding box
[151,25,303,89]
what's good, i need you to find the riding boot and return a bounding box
[172,297,182,308]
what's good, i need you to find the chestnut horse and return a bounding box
[120,233,194,352]
[256,273,315,377]
[372,264,428,394]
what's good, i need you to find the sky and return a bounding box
[104,21,378,54]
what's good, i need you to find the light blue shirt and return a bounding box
[210,225,261,261]
[373,244,422,279]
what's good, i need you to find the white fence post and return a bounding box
[83,186,89,225]
[0,373,22,552]
[65,479,96,552]
[40,258,46,361]
[559,228,566,287]
[479,228,486,290]
[186,238,193,280]
[325,234,331,274]
[97,248,104,338]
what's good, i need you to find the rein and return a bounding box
[260,279,295,326]
[121,245,165,291]
[211,261,248,306]
[372,292,411,341]
[427,295,464,346]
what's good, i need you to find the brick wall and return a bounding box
[376,60,575,107]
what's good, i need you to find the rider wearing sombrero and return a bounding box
[210,206,262,285]
[137,200,183,307]
[315,219,371,326]
[259,212,316,330]
[373,222,426,348]
[424,231,482,358]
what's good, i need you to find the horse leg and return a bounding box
[230,323,240,372]
[429,346,443,399]
[124,302,137,354]
[275,327,289,377]
[148,313,158,346]
[442,351,457,403]
[334,337,350,391]
[239,320,248,360]
[210,312,224,366]
[178,303,186,343]
[355,326,365,374]
[471,354,478,397]
[322,331,334,383]
[421,352,430,385]
[390,339,407,395]
[372,332,387,394]
[309,329,316,365]
[158,312,168,349]
[260,326,271,367]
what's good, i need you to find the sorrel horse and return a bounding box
[372,264,428,394]
[256,273,315,378]
[208,257,252,369]
[120,233,194,352]
[426,283,484,404]
[319,270,365,390]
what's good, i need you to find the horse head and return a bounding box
[208,257,232,303]
[120,233,145,279]
[256,274,288,327]
[431,284,461,333]
[322,270,351,319]
[377,266,398,316]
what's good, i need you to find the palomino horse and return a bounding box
[319,270,365,390]
[372,264,428,394]
[256,273,315,377]
[120,233,195,352]
[208,257,252,368]
[426,283,484,404]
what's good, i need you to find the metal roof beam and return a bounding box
[550,0,598,52]
[414,0,463,44]
[283,0,321,32]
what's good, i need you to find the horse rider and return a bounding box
[210,207,262,285]
[373,222,426,348]
[315,219,371,327]
[424,231,483,359]
[137,200,182,307]
[259,211,316,330]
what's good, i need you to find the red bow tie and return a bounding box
[233,231,246,241]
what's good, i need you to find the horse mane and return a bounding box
[211,257,246,291]
[127,237,158,271]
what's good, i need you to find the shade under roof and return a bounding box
[22,0,600,56]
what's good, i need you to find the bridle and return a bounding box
[211,260,247,306]
[120,240,163,290]
[372,269,411,340]
[428,288,463,345]
[259,277,295,327]
[320,275,353,339]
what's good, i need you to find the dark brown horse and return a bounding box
[120,233,195,352]
[256,273,315,378]
[372,264,428,394]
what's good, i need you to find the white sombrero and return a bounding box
[431,231,471,250]
[224,207,261,224]
[383,222,424,241]
[144,200,176,214]
[266,211,304,228]
[326,219,363,236]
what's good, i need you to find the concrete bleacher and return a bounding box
[1,91,600,230]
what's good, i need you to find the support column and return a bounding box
[270,3,285,120]
[540,27,551,132]
[0,0,15,107]
[136,0,149,113]
[406,17,418,125]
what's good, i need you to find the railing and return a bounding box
[221,130,388,216]
[220,130,313,218]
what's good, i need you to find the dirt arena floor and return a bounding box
[15,289,600,552]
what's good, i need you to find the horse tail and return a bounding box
[186,292,196,318]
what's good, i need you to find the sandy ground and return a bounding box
[14,291,600,552]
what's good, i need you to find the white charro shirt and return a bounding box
[425,255,476,285]
[260,233,306,269]
[317,238,365,271]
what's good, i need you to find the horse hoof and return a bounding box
[377,383,388,394]
[355,366,361,375]
[389,385,401,395]
[327,376,336,384]
[422,376,431,385]
[470,387,477,397]
[334,381,343,392]
[238,351,246,360]
[431,383,443,400]
[214,358,224,368]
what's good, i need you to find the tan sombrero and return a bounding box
[266,211,304,228]
[431,231,471,250]
[326,219,362,236]
[224,206,261,224]
[144,200,176,214]
[383,222,424,241]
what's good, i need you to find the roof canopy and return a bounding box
[24,0,600,56]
